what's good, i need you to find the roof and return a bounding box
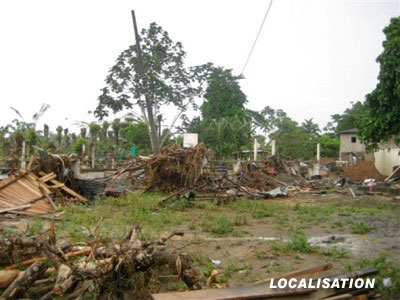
[340,128,358,134]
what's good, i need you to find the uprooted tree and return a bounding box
[94,22,210,153]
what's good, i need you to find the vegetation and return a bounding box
[94,22,211,153]
[358,17,400,145]
[3,17,400,163]
[351,222,373,234]
[272,231,315,253]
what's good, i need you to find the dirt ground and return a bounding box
[1,191,399,293]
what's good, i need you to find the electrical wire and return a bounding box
[241,0,274,75]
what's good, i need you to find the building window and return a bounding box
[351,137,356,143]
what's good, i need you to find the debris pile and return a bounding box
[0,225,204,299]
[343,161,385,182]
[115,143,213,192]
[113,145,316,201]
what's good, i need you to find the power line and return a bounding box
[240,0,274,75]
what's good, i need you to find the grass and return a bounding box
[57,193,186,241]
[28,219,43,236]
[256,251,266,260]
[321,247,348,260]
[233,213,248,226]
[351,222,373,234]
[347,254,400,298]
[272,231,315,253]
[201,215,234,235]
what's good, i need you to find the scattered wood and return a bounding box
[254,263,332,285]
[0,262,47,300]
[39,171,88,203]
[151,284,316,300]
[4,248,92,270]
[0,204,32,214]
[349,187,356,198]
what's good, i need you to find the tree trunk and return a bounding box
[131,10,160,154]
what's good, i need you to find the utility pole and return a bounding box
[131,10,160,154]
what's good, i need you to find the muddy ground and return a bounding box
[1,192,399,292]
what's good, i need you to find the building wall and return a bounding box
[339,133,366,154]
[374,148,400,176]
[339,135,400,176]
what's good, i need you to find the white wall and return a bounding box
[374,148,400,176]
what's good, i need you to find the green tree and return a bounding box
[95,22,206,153]
[319,134,339,158]
[330,101,366,134]
[63,128,70,150]
[71,137,88,155]
[89,123,101,144]
[43,124,49,140]
[201,116,253,158]
[358,17,400,144]
[122,122,151,154]
[269,115,316,160]
[56,126,63,149]
[24,128,39,156]
[301,118,320,136]
[112,119,121,148]
[101,121,110,142]
[201,67,247,121]
[80,127,87,139]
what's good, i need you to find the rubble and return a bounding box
[110,144,323,202]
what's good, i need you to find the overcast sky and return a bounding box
[0,0,399,133]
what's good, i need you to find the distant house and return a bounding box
[339,128,400,176]
[339,129,371,163]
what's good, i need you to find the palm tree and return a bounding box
[301,118,321,136]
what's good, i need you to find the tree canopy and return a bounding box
[358,17,400,144]
[200,68,247,121]
[95,22,207,152]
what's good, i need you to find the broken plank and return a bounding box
[254,263,332,285]
[349,188,356,199]
[38,184,57,210]
[38,172,56,183]
[151,285,316,300]
[0,204,32,214]
[0,171,28,190]
[39,171,87,202]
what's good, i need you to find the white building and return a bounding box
[339,128,400,176]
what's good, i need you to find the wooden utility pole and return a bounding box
[131,10,160,154]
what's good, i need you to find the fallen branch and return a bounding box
[0,262,47,300]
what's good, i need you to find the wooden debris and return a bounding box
[151,284,316,300]
[39,171,88,203]
[0,171,54,215]
[0,262,47,300]
[0,225,204,299]
[151,265,378,300]
[0,169,87,216]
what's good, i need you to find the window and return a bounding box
[351,137,356,143]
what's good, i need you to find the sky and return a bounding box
[0,0,399,134]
